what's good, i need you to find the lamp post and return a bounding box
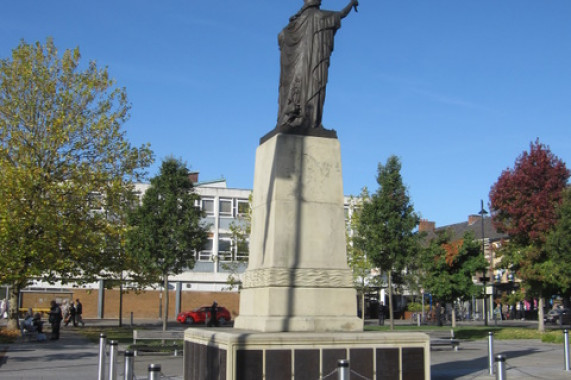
[479,200,489,326]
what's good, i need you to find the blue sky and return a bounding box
[2,1,570,227]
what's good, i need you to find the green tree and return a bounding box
[126,158,207,331]
[545,188,571,301]
[355,156,420,330]
[490,140,569,331]
[346,189,381,320]
[0,39,152,329]
[224,193,252,290]
[420,231,488,327]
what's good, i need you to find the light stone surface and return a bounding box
[234,134,362,332]
[184,328,431,380]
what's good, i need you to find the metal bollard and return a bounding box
[124,350,135,380]
[564,329,570,371]
[98,333,107,380]
[108,340,118,380]
[495,355,506,380]
[337,359,349,380]
[148,364,161,380]
[488,332,495,375]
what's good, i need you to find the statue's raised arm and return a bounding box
[340,0,359,18]
[265,0,358,143]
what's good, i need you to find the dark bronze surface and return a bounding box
[267,0,358,142]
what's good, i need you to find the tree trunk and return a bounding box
[388,271,395,331]
[162,275,169,331]
[361,292,365,321]
[451,306,457,328]
[538,296,545,333]
[7,283,20,330]
[118,278,123,327]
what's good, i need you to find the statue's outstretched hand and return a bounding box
[353,0,359,12]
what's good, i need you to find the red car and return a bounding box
[177,305,232,325]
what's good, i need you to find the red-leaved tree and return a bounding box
[489,139,569,331]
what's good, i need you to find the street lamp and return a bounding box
[479,200,489,326]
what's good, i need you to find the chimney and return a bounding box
[468,215,481,225]
[188,172,199,184]
[419,219,435,232]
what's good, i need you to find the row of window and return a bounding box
[200,198,249,218]
[197,238,249,262]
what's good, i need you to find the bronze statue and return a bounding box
[275,0,358,134]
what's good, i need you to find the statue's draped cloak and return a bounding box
[277,8,341,130]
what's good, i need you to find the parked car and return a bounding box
[177,305,232,325]
[544,308,571,325]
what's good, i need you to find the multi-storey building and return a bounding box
[133,174,252,292]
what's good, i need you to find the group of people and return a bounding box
[48,298,84,341]
[61,299,84,327]
[21,308,46,341]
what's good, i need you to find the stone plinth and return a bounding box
[184,328,430,380]
[233,134,362,332]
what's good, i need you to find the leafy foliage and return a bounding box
[544,188,571,296]
[489,140,569,331]
[490,141,569,289]
[0,38,152,327]
[356,156,420,276]
[355,156,420,328]
[126,158,207,330]
[224,193,252,290]
[127,158,207,282]
[420,231,488,305]
[490,140,569,246]
[346,189,383,316]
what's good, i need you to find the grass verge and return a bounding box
[78,325,137,345]
[364,325,566,344]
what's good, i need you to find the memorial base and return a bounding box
[184,328,430,380]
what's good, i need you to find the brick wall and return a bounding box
[21,288,240,320]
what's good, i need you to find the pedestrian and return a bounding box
[207,301,219,327]
[61,300,70,325]
[378,302,385,326]
[74,299,84,327]
[48,300,63,340]
[65,302,76,327]
[436,302,443,326]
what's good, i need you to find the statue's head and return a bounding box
[303,0,322,6]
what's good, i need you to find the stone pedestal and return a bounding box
[184,133,430,379]
[233,134,362,332]
[184,328,430,380]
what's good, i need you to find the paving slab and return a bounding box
[1,318,571,379]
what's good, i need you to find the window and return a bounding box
[235,238,249,261]
[219,199,233,217]
[198,239,213,261]
[237,199,250,216]
[201,199,214,217]
[218,239,233,262]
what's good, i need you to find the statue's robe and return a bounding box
[277,7,342,130]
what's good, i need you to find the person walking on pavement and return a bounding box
[48,300,63,340]
[65,302,76,327]
[74,299,85,327]
[207,301,219,327]
[378,302,385,326]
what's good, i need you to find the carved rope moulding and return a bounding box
[242,268,354,288]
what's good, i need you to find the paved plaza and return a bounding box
[1,319,571,379]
